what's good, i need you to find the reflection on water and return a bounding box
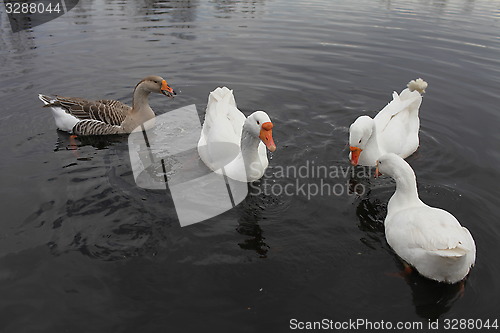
[235,183,270,258]
[54,130,125,151]
[211,0,266,18]
[399,262,466,320]
[356,197,386,250]
[351,168,387,249]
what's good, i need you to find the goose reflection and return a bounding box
[394,257,467,320]
[54,130,125,152]
[234,182,270,258]
[348,166,385,248]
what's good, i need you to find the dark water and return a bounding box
[1,0,500,332]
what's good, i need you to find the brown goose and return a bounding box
[38,75,176,135]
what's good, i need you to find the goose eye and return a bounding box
[256,120,260,125]
[358,139,362,144]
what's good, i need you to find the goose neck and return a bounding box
[132,86,152,112]
[366,121,382,155]
[240,128,260,159]
[392,167,420,204]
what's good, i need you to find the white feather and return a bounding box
[379,153,476,284]
[348,78,427,166]
[38,94,79,132]
[407,78,428,94]
[198,87,272,182]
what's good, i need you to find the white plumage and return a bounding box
[198,87,276,182]
[349,78,428,166]
[38,95,80,132]
[376,153,476,283]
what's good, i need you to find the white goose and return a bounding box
[349,78,428,166]
[198,87,276,182]
[375,153,476,284]
[39,75,175,136]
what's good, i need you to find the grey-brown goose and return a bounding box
[38,75,176,135]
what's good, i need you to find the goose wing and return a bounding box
[388,207,474,258]
[72,119,126,136]
[40,95,131,126]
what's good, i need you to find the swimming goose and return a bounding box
[349,78,428,166]
[198,87,276,182]
[38,75,176,136]
[375,153,476,284]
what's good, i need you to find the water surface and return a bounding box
[0,0,499,331]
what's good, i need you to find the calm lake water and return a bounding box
[1,0,499,332]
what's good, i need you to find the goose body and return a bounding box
[349,78,428,166]
[376,153,476,284]
[197,87,276,182]
[39,76,175,136]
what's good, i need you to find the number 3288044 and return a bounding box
[5,2,62,14]
[443,319,498,330]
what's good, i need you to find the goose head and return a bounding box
[244,111,277,152]
[349,115,374,166]
[375,153,406,178]
[136,75,176,98]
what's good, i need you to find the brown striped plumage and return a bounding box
[40,95,130,126]
[39,75,176,136]
[72,119,125,135]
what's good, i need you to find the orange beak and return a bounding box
[161,80,176,97]
[349,146,362,166]
[259,122,276,152]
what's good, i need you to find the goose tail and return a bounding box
[208,87,236,105]
[38,94,79,133]
[38,93,55,105]
[407,78,428,94]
